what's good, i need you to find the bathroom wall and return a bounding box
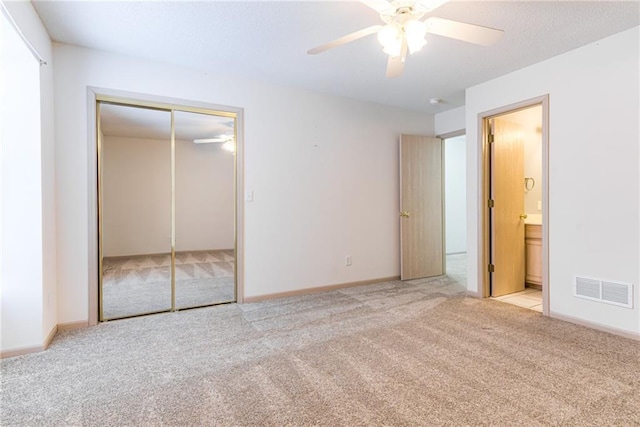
[501,105,543,216]
[523,127,542,216]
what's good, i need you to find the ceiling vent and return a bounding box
[575,276,633,308]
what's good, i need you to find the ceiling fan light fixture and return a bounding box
[307,0,503,78]
[405,20,428,53]
[382,39,402,57]
[222,140,235,153]
[377,23,402,56]
[193,134,234,148]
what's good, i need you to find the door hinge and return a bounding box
[488,264,495,273]
[488,133,494,144]
[488,199,495,208]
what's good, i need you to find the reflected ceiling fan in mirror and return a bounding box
[307,0,504,78]
[193,134,235,152]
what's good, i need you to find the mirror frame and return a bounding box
[88,88,244,324]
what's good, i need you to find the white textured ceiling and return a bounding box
[33,1,640,113]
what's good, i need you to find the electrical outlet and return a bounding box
[345,256,352,266]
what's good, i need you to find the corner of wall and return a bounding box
[435,105,466,136]
[3,0,58,348]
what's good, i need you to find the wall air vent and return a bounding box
[575,276,633,308]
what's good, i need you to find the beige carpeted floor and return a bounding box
[2,256,639,426]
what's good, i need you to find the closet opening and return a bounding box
[96,96,241,321]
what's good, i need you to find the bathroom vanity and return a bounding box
[525,221,542,288]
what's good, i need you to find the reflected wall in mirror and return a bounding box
[99,103,172,319]
[174,111,236,308]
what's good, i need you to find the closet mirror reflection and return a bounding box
[98,101,236,321]
[100,104,172,319]
[174,111,236,308]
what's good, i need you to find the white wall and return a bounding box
[523,128,542,216]
[435,106,465,136]
[175,139,234,252]
[444,135,466,254]
[102,136,234,256]
[466,27,640,335]
[1,1,56,352]
[1,7,43,351]
[53,44,433,322]
[102,136,171,256]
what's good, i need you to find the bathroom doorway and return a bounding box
[480,97,549,315]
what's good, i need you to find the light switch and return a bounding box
[245,191,254,202]
[537,200,542,211]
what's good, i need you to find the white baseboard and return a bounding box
[44,324,58,348]
[466,290,481,298]
[466,292,638,341]
[58,320,89,331]
[1,321,89,359]
[0,343,46,359]
[0,324,57,359]
[549,311,640,341]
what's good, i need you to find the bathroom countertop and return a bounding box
[524,214,542,225]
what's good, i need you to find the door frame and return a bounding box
[87,87,245,325]
[478,95,549,315]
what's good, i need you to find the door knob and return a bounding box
[400,211,411,218]
[519,213,528,220]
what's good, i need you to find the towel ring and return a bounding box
[524,177,535,191]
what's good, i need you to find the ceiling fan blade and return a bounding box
[193,138,225,144]
[307,25,383,55]
[386,38,407,78]
[359,0,395,14]
[424,17,504,46]
[386,55,404,78]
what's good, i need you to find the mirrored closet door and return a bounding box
[98,100,237,321]
[99,104,173,319]
[174,111,236,309]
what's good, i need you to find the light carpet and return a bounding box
[1,269,639,425]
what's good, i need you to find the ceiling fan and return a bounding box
[307,0,504,78]
[193,135,235,152]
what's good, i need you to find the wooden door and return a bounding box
[400,135,444,280]
[490,119,525,296]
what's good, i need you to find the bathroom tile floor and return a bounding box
[492,287,543,312]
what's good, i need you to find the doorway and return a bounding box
[96,97,239,321]
[443,133,467,280]
[481,96,549,315]
[398,132,467,281]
